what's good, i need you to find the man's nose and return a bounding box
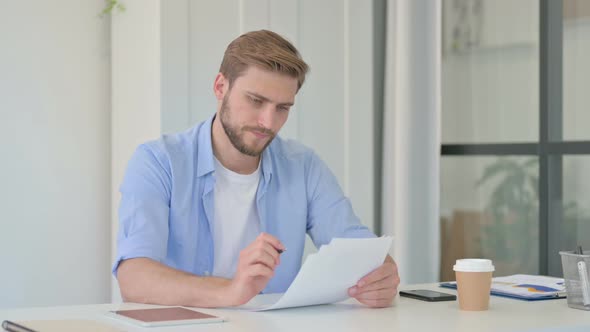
[257,105,275,129]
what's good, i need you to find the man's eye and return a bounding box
[278,106,290,112]
[249,97,262,105]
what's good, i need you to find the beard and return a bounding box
[219,94,276,157]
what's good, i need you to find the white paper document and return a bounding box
[239,236,393,311]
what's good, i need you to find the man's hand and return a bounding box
[347,255,400,308]
[228,233,285,306]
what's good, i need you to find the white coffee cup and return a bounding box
[453,259,495,311]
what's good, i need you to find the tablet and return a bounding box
[105,306,225,327]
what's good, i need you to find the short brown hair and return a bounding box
[219,30,309,91]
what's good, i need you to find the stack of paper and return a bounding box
[240,236,393,311]
[440,274,566,301]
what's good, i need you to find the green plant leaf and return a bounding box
[523,158,538,168]
[100,0,125,17]
[476,158,513,187]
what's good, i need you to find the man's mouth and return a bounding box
[248,128,273,139]
[251,130,270,138]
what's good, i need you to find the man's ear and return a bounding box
[213,73,228,101]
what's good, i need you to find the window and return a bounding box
[440,0,590,279]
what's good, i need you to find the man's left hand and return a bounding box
[347,255,400,308]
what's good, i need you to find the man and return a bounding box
[114,30,400,308]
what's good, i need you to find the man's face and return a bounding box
[218,67,298,157]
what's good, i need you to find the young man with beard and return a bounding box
[114,30,400,308]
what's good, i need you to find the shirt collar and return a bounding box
[196,115,216,177]
[260,142,273,184]
[196,113,274,182]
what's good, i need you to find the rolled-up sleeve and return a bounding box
[305,151,375,247]
[112,143,172,276]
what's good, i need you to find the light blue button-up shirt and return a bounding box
[113,115,375,293]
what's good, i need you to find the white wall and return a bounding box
[0,1,111,308]
[111,0,162,302]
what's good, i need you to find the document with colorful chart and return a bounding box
[440,274,566,301]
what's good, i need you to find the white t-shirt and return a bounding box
[212,157,261,279]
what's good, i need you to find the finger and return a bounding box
[255,240,282,265]
[351,275,395,294]
[243,238,281,265]
[257,232,286,252]
[241,248,277,270]
[356,296,393,308]
[353,288,396,304]
[349,282,395,298]
[356,264,394,288]
[245,263,275,279]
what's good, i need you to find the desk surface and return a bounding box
[1,283,588,332]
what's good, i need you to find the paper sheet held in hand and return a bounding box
[239,236,393,311]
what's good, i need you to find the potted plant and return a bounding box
[476,158,539,275]
[476,157,590,275]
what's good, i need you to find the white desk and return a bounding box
[1,283,588,332]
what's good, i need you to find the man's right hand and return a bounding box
[228,233,285,306]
